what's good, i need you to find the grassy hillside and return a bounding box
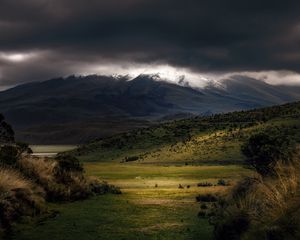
[11,101,300,240]
[73,101,300,164]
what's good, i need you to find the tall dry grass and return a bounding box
[212,151,300,240]
[18,156,121,201]
[0,168,33,192]
[0,155,120,233]
[0,167,45,230]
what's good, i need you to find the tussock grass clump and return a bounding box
[19,155,121,201]
[211,152,300,240]
[0,168,45,230]
[0,114,120,233]
[0,155,121,233]
[210,126,300,240]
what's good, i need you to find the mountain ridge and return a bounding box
[0,74,299,144]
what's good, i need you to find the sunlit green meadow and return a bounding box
[10,102,300,239]
[13,162,251,240]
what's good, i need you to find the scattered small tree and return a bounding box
[0,143,33,167]
[16,142,33,155]
[241,127,297,176]
[0,145,19,166]
[0,114,14,144]
[0,115,18,166]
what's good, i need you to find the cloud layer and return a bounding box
[1,0,300,87]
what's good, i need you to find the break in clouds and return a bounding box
[0,0,300,88]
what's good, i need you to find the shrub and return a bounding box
[196,193,218,202]
[200,203,208,209]
[217,179,228,186]
[55,154,83,173]
[197,182,213,187]
[0,115,14,144]
[0,168,45,230]
[213,211,250,240]
[211,151,300,240]
[19,156,121,202]
[198,211,207,218]
[0,141,33,167]
[0,115,121,231]
[89,179,121,195]
[241,127,297,176]
[123,156,139,162]
[0,145,19,166]
[16,142,33,154]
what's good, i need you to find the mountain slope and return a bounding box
[0,74,299,144]
[72,101,300,164]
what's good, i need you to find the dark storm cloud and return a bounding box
[0,0,300,86]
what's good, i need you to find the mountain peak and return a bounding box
[0,74,299,143]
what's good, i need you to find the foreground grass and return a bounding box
[9,102,300,239]
[12,163,250,240]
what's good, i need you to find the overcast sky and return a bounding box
[1,0,300,88]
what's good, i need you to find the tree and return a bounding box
[241,127,297,176]
[0,114,33,166]
[16,142,33,155]
[0,114,14,144]
[0,145,18,166]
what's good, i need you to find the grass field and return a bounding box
[12,162,251,240]
[12,102,300,239]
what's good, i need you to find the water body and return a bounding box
[30,145,77,157]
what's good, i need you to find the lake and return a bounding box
[30,145,77,157]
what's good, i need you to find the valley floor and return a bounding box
[12,162,250,240]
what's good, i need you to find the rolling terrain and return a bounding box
[0,75,299,144]
[73,101,300,165]
[12,101,300,240]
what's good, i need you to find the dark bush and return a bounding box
[55,154,83,173]
[200,203,208,209]
[198,211,207,218]
[197,182,214,187]
[214,211,250,240]
[241,127,297,176]
[89,181,121,195]
[217,179,228,186]
[196,193,218,202]
[16,142,33,154]
[0,145,18,166]
[124,156,139,162]
[0,115,15,144]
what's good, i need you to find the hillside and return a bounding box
[9,101,300,240]
[0,75,300,144]
[73,101,300,164]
